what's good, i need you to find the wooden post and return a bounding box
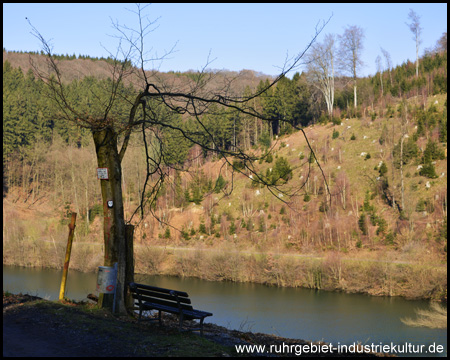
[124,224,135,311]
[59,212,77,301]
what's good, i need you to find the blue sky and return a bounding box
[3,3,447,78]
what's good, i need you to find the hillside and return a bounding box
[126,93,447,258]
[3,50,447,300]
[2,50,272,95]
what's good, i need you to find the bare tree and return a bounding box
[305,33,336,118]
[338,25,365,109]
[28,4,329,314]
[436,31,447,53]
[375,55,383,97]
[380,47,393,87]
[398,98,409,213]
[406,9,422,78]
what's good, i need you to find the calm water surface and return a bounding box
[3,265,447,357]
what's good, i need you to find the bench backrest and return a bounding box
[129,282,194,311]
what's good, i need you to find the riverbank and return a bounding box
[3,237,447,301]
[133,245,447,301]
[3,292,387,357]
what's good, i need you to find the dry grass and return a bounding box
[401,302,447,329]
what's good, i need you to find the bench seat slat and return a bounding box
[181,309,213,319]
[141,301,212,319]
[132,294,194,311]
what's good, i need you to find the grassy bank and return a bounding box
[3,236,447,301]
[3,292,234,357]
[4,292,387,357]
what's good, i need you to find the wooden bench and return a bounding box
[129,282,213,336]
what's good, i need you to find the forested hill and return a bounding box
[2,49,272,90]
[2,46,447,298]
[3,46,447,155]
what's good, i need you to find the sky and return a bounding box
[3,3,447,78]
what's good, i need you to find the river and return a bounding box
[3,265,446,357]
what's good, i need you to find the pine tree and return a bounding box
[214,174,227,193]
[229,221,236,235]
[379,162,388,177]
[358,212,368,235]
[273,157,293,183]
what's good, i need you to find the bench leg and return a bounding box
[199,318,204,336]
[179,313,184,332]
[158,310,162,326]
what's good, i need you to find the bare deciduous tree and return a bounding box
[375,55,383,97]
[338,25,365,109]
[399,99,408,213]
[305,33,336,118]
[436,31,447,53]
[406,9,422,78]
[380,47,393,87]
[28,4,329,314]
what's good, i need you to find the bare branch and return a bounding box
[29,4,332,227]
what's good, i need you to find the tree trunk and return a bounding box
[400,135,405,212]
[93,127,127,314]
[391,122,396,210]
[124,224,135,310]
[379,71,384,97]
[330,51,335,117]
[415,37,419,78]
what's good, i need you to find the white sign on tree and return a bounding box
[97,168,109,180]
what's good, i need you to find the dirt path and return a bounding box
[3,295,98,357]
[4,318,95,357]
[3,294,148,357]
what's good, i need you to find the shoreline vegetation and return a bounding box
[401,302,447,329]
[3,237,447,301]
